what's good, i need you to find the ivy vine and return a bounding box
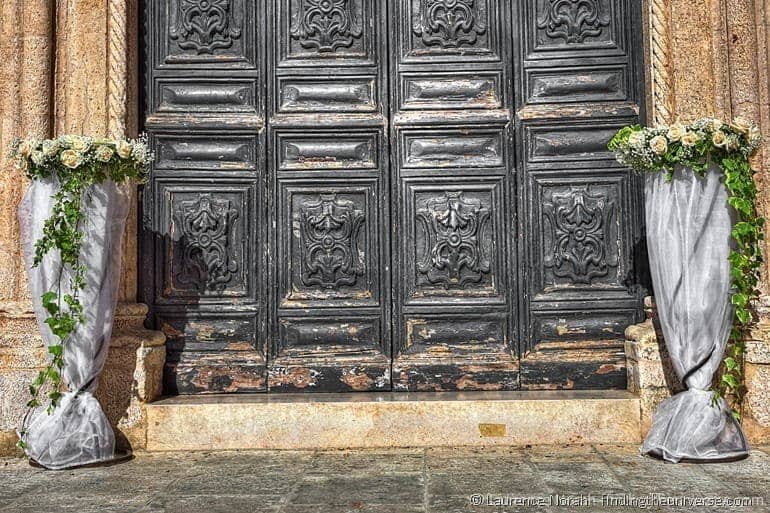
[608,118,763,417]
[9,135,151,449]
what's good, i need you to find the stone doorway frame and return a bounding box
[1,0,770,454]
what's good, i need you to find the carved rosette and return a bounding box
[536,0,610,44]
[169,0,242,54]
[543,187,617,285]
[299,194,365,289]
[413,0,487,48]
[291,0,363,52]
[416,192,491,289]
[174,194,239,293]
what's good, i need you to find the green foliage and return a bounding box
[8,135,152,450]
[609,118,763,417]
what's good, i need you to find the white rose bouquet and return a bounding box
[608,117,761,176]
[9,135,151,183]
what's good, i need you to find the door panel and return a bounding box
[517,0,645,389]
[143,0,267,394]
[390,0,519,391]
[142,0,647,394]
[265,0,391,392]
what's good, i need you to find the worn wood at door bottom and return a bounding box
[267,352,390,393]
[164,351,267,394]
[520,340,628,390]
[393,352,521,392]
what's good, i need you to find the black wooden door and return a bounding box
[142,0,646,394]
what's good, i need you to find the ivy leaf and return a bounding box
[41,291,58,315]
[722,374,740,389]
[731,293,748,307]
[33,370,46,387]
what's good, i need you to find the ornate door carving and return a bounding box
[143,0,646,393]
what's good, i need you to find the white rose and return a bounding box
[116,140,133,159]
[42,140,58,157]
[649,135,668,156]
[70,136,90,152]
[15,157,29,172]
[31,151,45,166]
[17,140,33,158]
[749,126,761,143]
[60,149,83,169]
[712,130,728,148]
[95,145,114,162]
[681,132,700,147]
[667,124,685,142]
[710,119,723,132]
[730,117,752,136]
[628,131,645,149]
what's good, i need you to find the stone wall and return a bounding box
[0,0,769,456]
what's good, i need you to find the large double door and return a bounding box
[142,0,646,393]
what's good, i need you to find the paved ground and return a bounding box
[1,445,769,513]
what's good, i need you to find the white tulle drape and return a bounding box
[641,165,750,462]
[18,178,130,470]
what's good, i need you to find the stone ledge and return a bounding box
[145,390,642,451]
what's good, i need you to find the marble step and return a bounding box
[145,390,641,451]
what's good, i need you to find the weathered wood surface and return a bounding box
[142,0,646,393]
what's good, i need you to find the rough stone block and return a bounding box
[744,363,770,444]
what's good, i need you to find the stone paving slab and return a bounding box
[0,446,768,513]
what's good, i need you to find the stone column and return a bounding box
[742,0,770,447]
[0,0,54,456]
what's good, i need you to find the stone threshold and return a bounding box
[145,390,641,451]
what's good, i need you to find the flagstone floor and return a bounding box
[1,445,769,513]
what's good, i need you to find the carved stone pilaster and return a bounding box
[648,0,674,125]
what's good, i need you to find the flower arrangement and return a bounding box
[608,118,761,176]
[609,118,764,413]
[8,135,151,448]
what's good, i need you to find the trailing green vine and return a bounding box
[608,118,763,417]
[9,135,151,449]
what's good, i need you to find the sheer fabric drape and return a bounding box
[18,178,130,470]
[641,165,749,462]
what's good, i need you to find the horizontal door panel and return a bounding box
[525,122,626,163]
[277,131,379,171]
[403,315,508,354]
[154,134,258,171]
[159,312,259,353]
[277,316,384,358]
[154,79,258,114]
[400,129,506,169]
[277,77,378,113]
[399,72,503,111]
[525,67,629,104]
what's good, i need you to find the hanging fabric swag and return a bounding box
[18,179,131,470]
[641,166,750,462]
